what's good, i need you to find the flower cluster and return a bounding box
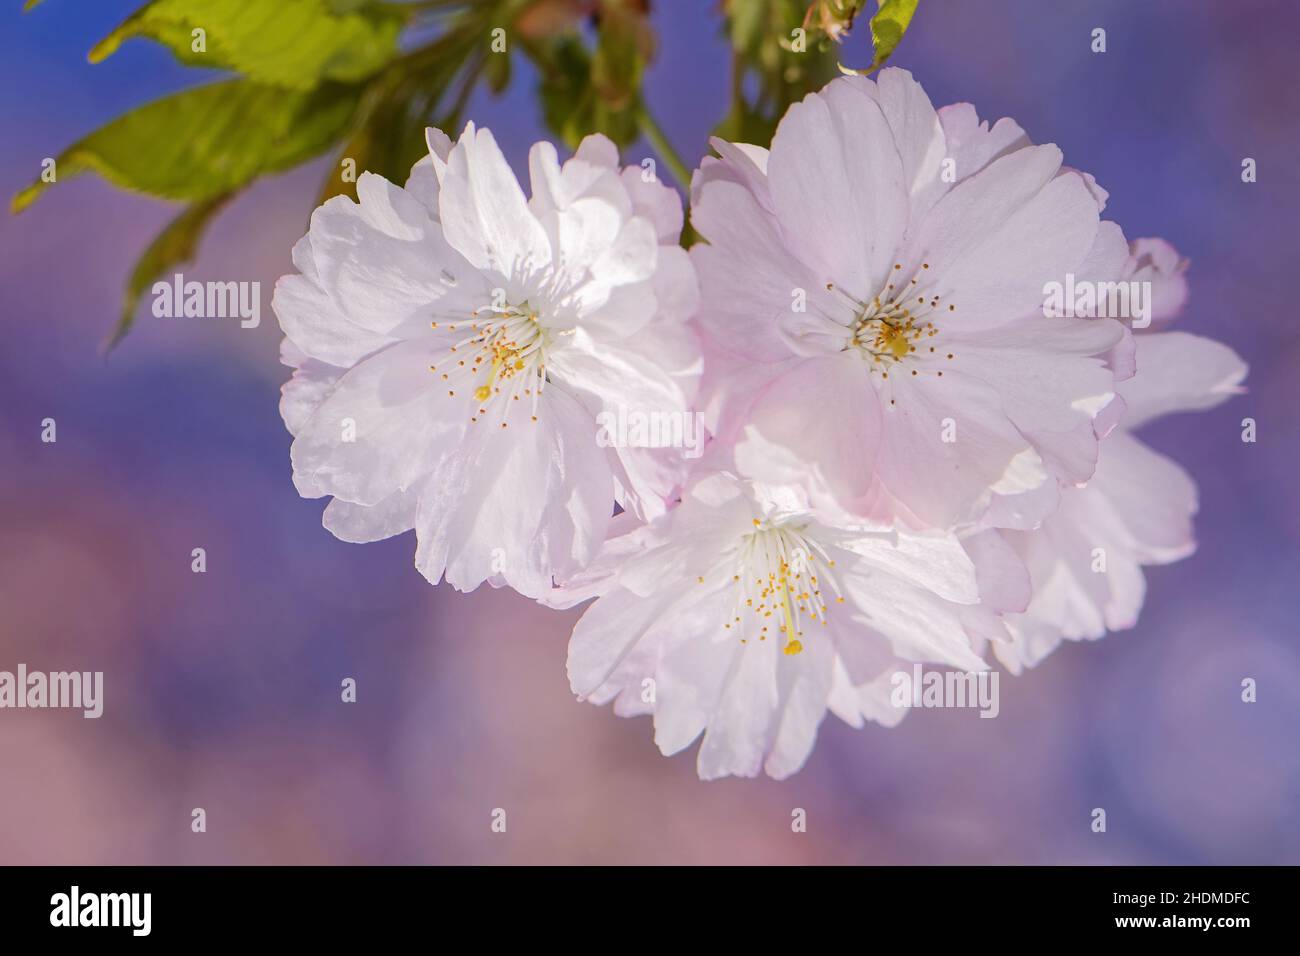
[273,69,1246,779]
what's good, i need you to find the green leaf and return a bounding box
[317,29,483,204]
[713,97,780,149]
[89,0,408,90]
[318,82,445,205]
[535,37,604,148]
[726,0,768,57]
[591,0,652,110]
[839,0,919,75]
[13,78,362,212]
[716,0,841,147]
[530,4,650,151]
[869,0,919,66]
[106,192,235,350]
[484,44,511,95]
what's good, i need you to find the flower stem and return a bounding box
[636,106,692,190]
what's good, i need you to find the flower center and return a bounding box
[717,520,844,656]
[829,262,958,381]
[429,303,554,428]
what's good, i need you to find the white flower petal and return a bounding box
[419,383,613,598]
[767,77,909,302]
[1118,332,1248,429]
[438,122,552,287]
[291,339,468,506]
[323,485,420,544]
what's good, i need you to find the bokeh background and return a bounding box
[2,0,1297,864]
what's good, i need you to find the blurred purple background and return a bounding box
[1,0,1297,864]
